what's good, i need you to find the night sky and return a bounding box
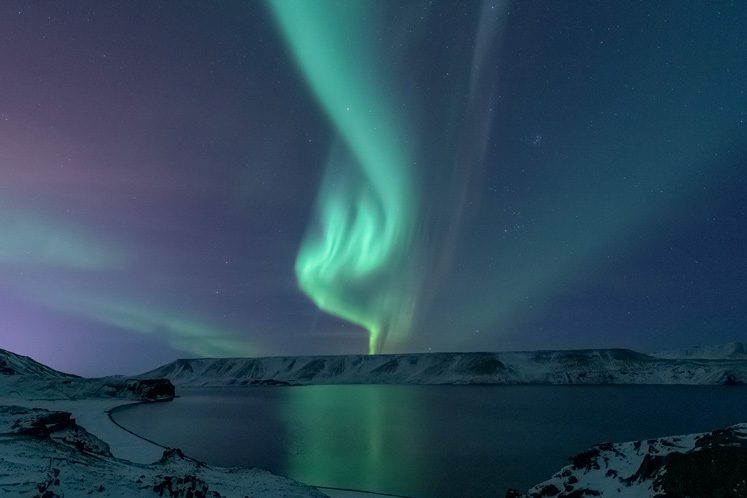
[1,1,746,376]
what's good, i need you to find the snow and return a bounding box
[140,349,747,387]
[0,398,165,463]
[0,347,406,497]
[0,348,325,496]
[653,341,747,360]
[518,424,747,497]
[2,346,746,497]
[0,430,327,497]
[0,348,74,377]
[0,396,394,497]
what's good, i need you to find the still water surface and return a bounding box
[113,385,747,497]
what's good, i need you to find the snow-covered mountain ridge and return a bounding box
[0,349,320,496]
[653,341,747,360]
[0,347,76,377]
[140,349,747,387]
[0,347,174,401]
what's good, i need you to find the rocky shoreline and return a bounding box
[0,405,325,497]
[507,423,747,497]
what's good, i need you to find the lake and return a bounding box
[112,385,747,497]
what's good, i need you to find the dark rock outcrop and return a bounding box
[511,423,747,498]
[125,378,175,400]
[651,426,747,497]
[0,406,112,457]
[6,406,76,436]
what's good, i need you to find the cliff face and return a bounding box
[140,349,747,387]
[123,378,175,401]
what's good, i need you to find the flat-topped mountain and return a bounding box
[140,348,747,387]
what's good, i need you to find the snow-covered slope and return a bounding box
[140,349,747,387]
[0,350,321,496]
[0,373,174,401]
[0,405,325,497]
[0,347,174,401]
[0,347,75,377]
[653,341,747,360]
[510,423,747,497]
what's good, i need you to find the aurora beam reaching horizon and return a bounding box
[268,0,419,353]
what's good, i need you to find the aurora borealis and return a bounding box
[269,0,419,353]
[1,1,746,375]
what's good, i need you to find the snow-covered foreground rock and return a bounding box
[508,423,747,497]
[141,349,747,386]
[0,406,326,497]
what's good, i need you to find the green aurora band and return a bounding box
[268,0,418,353]
[0,207,250,359]
[0,212,125,270]
[20,284,253,358]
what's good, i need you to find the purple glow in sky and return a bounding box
[2,1,746,376]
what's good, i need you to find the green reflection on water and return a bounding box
[281,386,424,494]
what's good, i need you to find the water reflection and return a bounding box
[113,385,747,498]
[281,385,424,495]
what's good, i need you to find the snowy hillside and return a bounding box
[653,341,747,360]
[0,349,320,497]
[0,347,173,401]
[140,349,747,387]
[0,405,325,497]
[0,347,75,377]
[510,423,747,497]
